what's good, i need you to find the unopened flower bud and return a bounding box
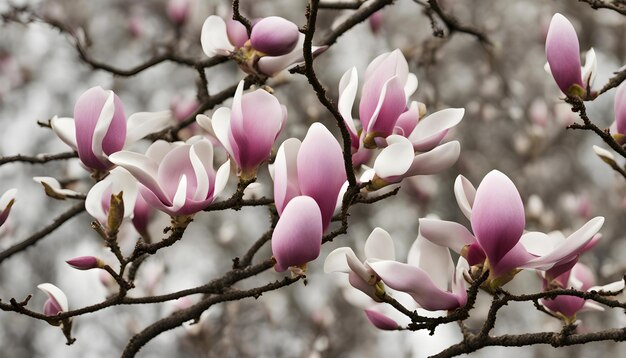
[250,17,299,56]
[66,256,104,270]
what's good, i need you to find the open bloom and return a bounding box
[272,195,323,272]
[201,15,325,76]
[38,283,69,316]
[85,167,152,236]
[197,80,287,179]
[0,188,17,227]
[419,170,604,288]
[272,123,347,230]
[369,232,469,311]
[324,227,395,301]
[50,86,174,173]
[545,13,596,97]
[109,137,230,217]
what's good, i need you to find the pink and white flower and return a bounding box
[272,195,323,272]
[197,80,287,179]
[108,137,230,217]
[201,15,326,76]
[419,170,604,288]
[545,13,596,97]
[613,82,626,139]
[0,188,17,228]
[50,86,174,173]
[66,256,104,271]
[272,123,347,230]
[38,283,69,316]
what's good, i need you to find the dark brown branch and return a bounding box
[599,67,626,95]
[319,0,394,46]
[578,0,626,15]
[421,0,492,46]
[232,0,253,35]
[0,203,84,264]
[0,151,77,166]
[319,0,367,9]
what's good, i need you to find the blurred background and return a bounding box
[1,0,626,357]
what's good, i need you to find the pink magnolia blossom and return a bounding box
[545,13,596,97]
[197,80,287,179]
[201,15,326,76]
[272,195,323,272]
[38,283,69,316]
[613,82,626,137]
[419,170,604,288]
[369,232,469,311]
[85,167,152,236]
[272,123,347,230]
[324,227,396,301]
[50,87,174,173]
[109,137,230,217]
[66,256,104,270]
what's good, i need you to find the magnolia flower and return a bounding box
[545,13,596,97]
[272,123,347,230]
[66,256,104,270]
[324,227,395,300]
[109,137,230,217]
[272,195,322,272]
[370,233,469,311]
[50,86,174,173]
[0,188,17,227]
[197,80,287,179]
[613,82,626,139]
[338,50,419,149]
[85,167,152,236]
[38,283,69,316]
[419,170,604,288]
[201,15,325,76]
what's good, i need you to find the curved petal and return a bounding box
[213,160,231,199]
[364,309,399,330]
[272,196,323,272]
[0,188,17,227]
[471,170,525,265]
[582,48,597,89]
[201,15,235,57]
[408,108,464,151]
[454,175,476,220]
[208,107,234,158]
[50,116,77,150]
[33,177,80,198]
[408,235,455,292]
[324,247,355,273]
[189,142,210,200]
[519,231,561,257]
[108,151,170,205]
[373,135,414,178]
[338,67,359,146]
[615,82,626,135]
[403,140,460,177]
[363,76,406,137]
[370,261,462,311]
[85,176,112,223]
[404,73,418,99]
[418,218,476,253]
[364,227,395,261]
[125,111,173,146]
[37,283,68,312]
[273,138,301,215]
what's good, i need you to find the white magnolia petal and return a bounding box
[404,73,418,99]
[582,48,597,89]
[0,188,17,209]
[50,116,77,150]
[347,250,372,283]
[334,181,349,215]
[171,175,188,211]
[418,218,476,253]
[201,15,235,57]
[364,227,395,261]
[581,301,605,312]
[37,283,69,312]
[452,256,470,297]
[593,145,616,162]
[189,144,210,201]
[360,168,376,183]
[408,108,464,144]
[85,177,112,223]
[373,135,414,178]
[324,247,356,273]
[589,280,625,293]
[145,140,176,162]
[519,231,561,257]
[91,91,116,162]
[404,141,460,177]
[338,67,359,138]
[125,111,174,146]
[196,114,214,134]
[108,167,139,218]
[210,107,234,158]
[213,160,231,199]
[33,177,80,197]
[108,151,169,202]
[409,235,455,292]
[454,175,476,220]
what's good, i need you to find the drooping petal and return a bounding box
[471,170,525,265]
[454,174,476,220]
[545,13,584,95]
[418,218,477,253]
[403,140,460,177]
[272,196,323,272]
[201,16,235,57]
[373,135,414,178]
[364,309,399,330]
[338,67,360,147]
[408,108,464,152]
[324,247,356,273]
[297,123,347,230]
[370,261,463,311]
[50,116,77,150]
[250,17,299,56]
[37,283,69,313]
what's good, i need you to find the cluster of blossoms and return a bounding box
[22,9,624,342]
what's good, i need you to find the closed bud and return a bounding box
[250,17,299,56]
[66,256,104,270]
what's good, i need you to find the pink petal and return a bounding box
[297,123,347,230]
[201,16,235,57]
[360,76,406,137]
[338,67,360,147]
[273,138,301,215]
[272,196,323,272]
[454,175,476,220]
[226,19,249,48]
[364,309,398,330]
[403,140,460,177]
[418,218,476,253]
[250,17,299,56]
[546,13,583,95]
[614,82,626,135]
[471,170,525,266]
[66,256,101,270]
